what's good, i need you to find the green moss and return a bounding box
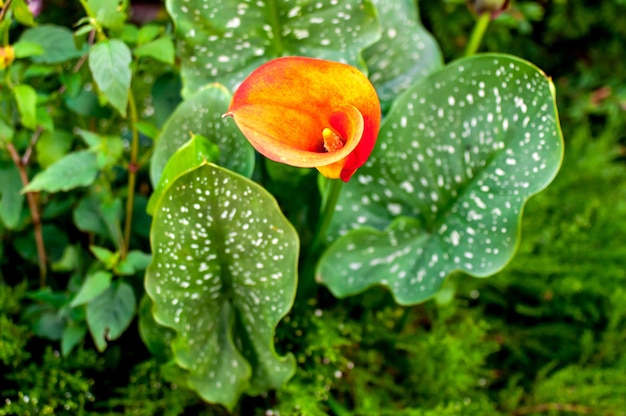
[0,347,99,416]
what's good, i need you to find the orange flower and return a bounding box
[224,57,381,182]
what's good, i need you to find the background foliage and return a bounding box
[1,0,625,415]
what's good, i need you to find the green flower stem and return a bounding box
[298,177,343,299]
[311,178,343,255]
[465,11,492,57]
[122,90,139,259]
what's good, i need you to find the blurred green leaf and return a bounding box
[70,271,113,307]
[89,39,132,116]
[87,0,129,32]
[124,250,152,271]
[12,84,38,129]
[0,118,14,144]
[134,120,159,140]
[36,131,74,169]
[19,25,87,63]
[64,87,112,118]
[51,245,81,272]
[74,196,111,238]
[93,134,124,169]
[0,165,24,229]
[23,150,99,193]
[87,281,136,352]
[61,323,88,357]
[137,24,161,44]
[12,40,43,58]
[11,0,36,27]
[90,245,119,269]
[36,106,54,131]
[134,36,175,64]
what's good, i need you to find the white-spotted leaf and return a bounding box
[317,54,564,305]
[150,84,254,188]
[147,133,220,216]
[364,0,443,109]
[165,0,380,96]
[145,163,298,410]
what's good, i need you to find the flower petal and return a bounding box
[225,56,381,181]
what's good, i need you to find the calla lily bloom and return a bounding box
[224,56,381,182]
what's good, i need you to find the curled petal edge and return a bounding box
[224,105,364,174]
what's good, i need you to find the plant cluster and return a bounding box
[1,0,625,415]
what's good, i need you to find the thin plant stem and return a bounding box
[0,0,13,23]
[465,11,492,57]
[297,177,343,299]
[122,90,140,259]
[6,141,47,286]
[310,178,343,256]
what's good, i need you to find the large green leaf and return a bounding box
[88,40,132,117]
[145,163,298,410]
[149,84,254,188]
[165,0,380,96]
[364,0,443,110]
[317,54,564,305]
[23,150,99,193]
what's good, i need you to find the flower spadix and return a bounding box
[224,57,381,182]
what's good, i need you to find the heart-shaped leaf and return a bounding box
[317,54,564,305]
[150,84,254,188]
[145,163,298,411]
[364,0,443,110]
[165,0,380,96]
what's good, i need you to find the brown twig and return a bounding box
[6,139,47,286]
[21,126,42,165]
[0,0,13,23]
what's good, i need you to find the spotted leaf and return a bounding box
[165,0,380,97]
[317,54,564,305]
[150,84,254,188]
[364,0,443,110]
[145,163,298,410]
